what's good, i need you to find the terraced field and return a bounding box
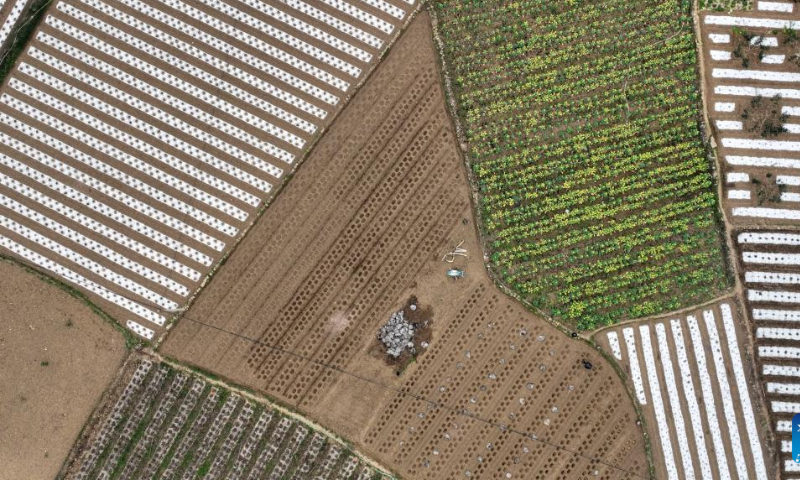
[62,356,379,480]
[163,13,648,480]
[431,0,730,329]
[0,0,419,340]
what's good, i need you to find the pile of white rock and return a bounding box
[379,310,415,358]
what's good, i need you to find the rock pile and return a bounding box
[378,310,415,358]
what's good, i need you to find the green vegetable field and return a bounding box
[434,0,730,329]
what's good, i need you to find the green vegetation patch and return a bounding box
[434,0,730,329]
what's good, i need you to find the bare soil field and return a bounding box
[0,258,126,480]
[61,354,378,480]
[163,12,648,479]
[596,300,772,480]
[0,0,419,340]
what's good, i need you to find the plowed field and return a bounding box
[163,12,648,480]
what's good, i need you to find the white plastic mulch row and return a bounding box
[712,67,800,82]
[277,0,382,51]
[71,0,312,146]
[709,33,730,43]
[723,137,800,152]
[703,309,750,480]
[773,401,800,413]
[16,58,260,209]
[759,346,800,358]
[715,101,736,112]
[782,192,800,202]
[36,31,285,184]
[126,320,154,339]
[0,214,177,309]
[720,304,768,480]
[638,325,679,480]
[611,307,769,479]
[654,324,694,479]
[0,93,226,251]
[758,1,794,12]
[622,327,647,405]
[0,0,27,49]
[778,175,800,185]
[0,154,213,265]
[1,89,236,240]
[689,313,730,478]
[0,193,187,295]
[716,85,800,99]
[744,251,800,265]
[246,0,375,60]
[764,364,800,376]
[48,15,296,167]
[762,54,786,64]
[746,271,800,284]
[728,189,751,200]
[710,50,731,61]
[318,0,394,34]
[757,327,800,341]
[670,320,713,480]
[27,42,273,196]
[779,420,794,432]
[716,120,742,130]
[727,155,800,170]
[767,382,800,394]
[195,0,362,77]
[705,15,800,30]
[733,207,800,220]
[0,172,199,280]
[606,331,622,360]
[749,289,800,303]
[740,231,800,245]
[0,234,165,325]
[754,308,800,321]
[727,172,749,183]
[753,36,779,47]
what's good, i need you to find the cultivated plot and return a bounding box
[431,0,729,329]
[163,13,647,480]
[0,0,418,340]
[62,355,377,480]
[598,302,770,480]
[733,229,800,477]
[702,1,800,225]
[0,259,125,480]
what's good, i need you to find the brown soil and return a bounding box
[0,0,420,340]
[0,259,126,480]
[162,11,647,479]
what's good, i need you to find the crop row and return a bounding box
[67,357,379,480]
[434,0,729,327]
